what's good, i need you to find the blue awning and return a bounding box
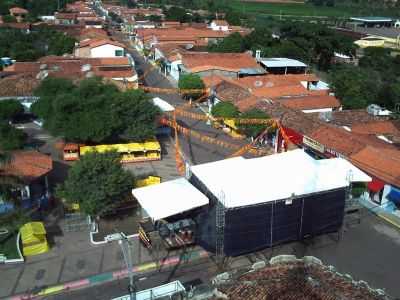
[387,187,400,205]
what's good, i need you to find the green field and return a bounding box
[230,1,397,18]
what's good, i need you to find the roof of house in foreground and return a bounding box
[210,256,388,300]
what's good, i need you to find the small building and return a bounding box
[9,7,28,23]
[260,58,308,75]
[350,16,394,28]
[190,149,370,256]
[75,39,126,58]
[0,151,53,213]
[174,52,265,81]
[210,20,229,31]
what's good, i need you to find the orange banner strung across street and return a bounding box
[160,118,269,157]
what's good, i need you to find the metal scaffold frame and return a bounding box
[215,191,226,268]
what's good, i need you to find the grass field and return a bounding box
[230,1,396,18]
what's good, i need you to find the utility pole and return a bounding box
[117,232,136,300]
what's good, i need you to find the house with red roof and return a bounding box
[3,56,138,90]
[170,52,265,81]
[9,7,28,23]
[74,38,127,58]
[0,151,53,213]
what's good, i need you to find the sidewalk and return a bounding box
[358,196,400,229]
[0,229,200,299]
[10,249,208,300]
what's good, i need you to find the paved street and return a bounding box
[119,36,251,165]
[2,209,400,299]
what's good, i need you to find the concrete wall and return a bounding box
[195,69,237,79]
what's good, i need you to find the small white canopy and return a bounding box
[132,177,208,221]
[190,149,371,209]
[152,97,175,112]
[260,58,307,68]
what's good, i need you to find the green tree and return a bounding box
[0,122,26,151]
[178,73,205,100]
[225,10,242,26]
[211,101,239,118]
[57,151,134,217]
[328,65,380,109]
[164,6,190,22]
[238,109,269,138]
[32,77,159,143]
[208,32,246,53]
[2,15,17,23]
[0,27,76,61]
[0,100,24,121]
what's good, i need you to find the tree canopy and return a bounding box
[0,26,76,61]
[0,0,75,17]
[32,77,160,144]
[208,22,356,71]
[0,100,24,122]
[208,32,246,53]
[57,151,134,217]
[178,73,205,99]
[238,109,269,138]
[0,122,26,151]
[329,48,400,110]
[211,101,239,118]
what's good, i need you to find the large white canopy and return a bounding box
[190,149,371,209]
[132,177,209,221]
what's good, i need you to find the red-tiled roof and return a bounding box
[79,38,125,49]
[308,125,396,157]
[55,12,78,19]
[212,262,383,300]
[3,57,135,87]
[351,121,400,136]
[350,146,400,188]
[10,7,28,14]
[182,52,259,73]
[0,73,40,97]
[212,20,229,26]
[1,151,52,182]
[275,95,341,110]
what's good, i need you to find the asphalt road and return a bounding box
[49,258,218,300]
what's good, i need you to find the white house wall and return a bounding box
[91,44,125,57]
[303,108,333,114]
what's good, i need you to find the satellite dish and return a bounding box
[254,80,263,87]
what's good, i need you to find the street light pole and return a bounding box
[118,233,136,300]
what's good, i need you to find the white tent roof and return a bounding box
[132,177,208,220]
[190,149,371,209]
[152,97,175,112]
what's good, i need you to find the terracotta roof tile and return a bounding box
[1,151,52,182]
[327,109,390,127]
[350,146,400,187]
[351,121,400,136]
[0,73,40,97]
[212,20,229,26]
[10,7,28,14]
[308,125,397,157]
[182,52,259,73]
[275,95,341,110]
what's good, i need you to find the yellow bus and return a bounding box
[63,140,161,163]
